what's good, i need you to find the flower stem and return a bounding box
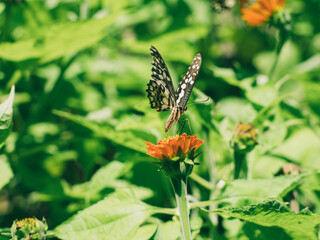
[234,151,247,179]
[170,176,192,240]
[269,22,288,82]
[189,173,213,191]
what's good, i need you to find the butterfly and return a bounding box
[146,45,202,132]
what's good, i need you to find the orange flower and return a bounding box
[145,133,204,160]
[240,0,285,26]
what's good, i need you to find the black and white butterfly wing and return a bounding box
[175,53,202,109]
[146,46,176,111]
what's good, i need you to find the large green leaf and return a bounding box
[209,199,320,240]
[0,155,13,190]
[53,110,146,153]
[131,224,157,240]
[85,161,130,197]
[65,161,153,201]
[209,65,254,91]
[303,81,320,116]
[215,97,257,123]
[218,175,305,206]
[0,86,14,189]
[0,14,119,64]
[0,86,15,147]
[253,41,301,81]
[153,220,180,240]
[54,189,158,240]
[240,221,292,240]
[245,84,278,107]
[121,26,208,64]
[272,127,320,169]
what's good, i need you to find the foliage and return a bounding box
[0,0,320,239]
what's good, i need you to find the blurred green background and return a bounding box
[1,0,320,238]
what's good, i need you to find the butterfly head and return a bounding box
[179,106,187,112]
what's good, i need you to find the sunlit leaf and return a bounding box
[210,65,253,91]
[131,224,157,240]
[53,110,146,153]
[121,26,208,64]
[0,155,13,190]
[215,97,257,123]
[246,84,278,107]
[0,86,15,147]
[218,175,306,206]
[209,199,320,240]
[54,189,158,240]
[0,14,119,64]
[253,41,301,80]
[65,161,153,201]
[272,127,320,169]
[153,220,180,240]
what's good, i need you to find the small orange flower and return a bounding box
[240,0,285,26]
[145,133,204,160]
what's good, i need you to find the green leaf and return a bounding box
[54,189,158,240]
[218,175,306,206]
[66,161,153,201]
[215,97,257,123]
[272,127,320,169]
[86,161,129,196]
[0,155,13,190]
[131,223,157,240]
[256,110,288,152]
[241,222,291,240]
[253,41,301,80]
[209,65,253,91]
[294,53,320,74]
[153,220,180,240]
[0,86,15,147]
[53,110,146,153]
[246,84,278,107]
[0,228,11,240]
[303,81,320,116]
[121,26,208,64]
[209,199,320,240]
[0,14,119,64]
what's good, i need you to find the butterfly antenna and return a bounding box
[187,97,210,105]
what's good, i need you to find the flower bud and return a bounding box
[11,217,48,240]
[231,123,258,153]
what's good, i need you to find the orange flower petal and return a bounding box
[241,0,285,26]
[145,134,204,160]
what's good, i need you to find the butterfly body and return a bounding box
[146,46,201,132]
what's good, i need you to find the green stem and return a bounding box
[80,0,89,20]
[234,151,247,179]
[1,2,11,43]
[189,173,213,191]
[170,176,192,240]
[190,200,218,209]
[268,26,287,82]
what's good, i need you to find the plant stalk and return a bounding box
[170,176,192,240]
[268,22,288,82]
[234,151,247,179]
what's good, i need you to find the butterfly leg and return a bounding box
[177,114,192,135]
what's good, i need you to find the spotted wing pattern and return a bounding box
[146,80,172,111]
[146,46,176,111]
[175,53,202,108]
